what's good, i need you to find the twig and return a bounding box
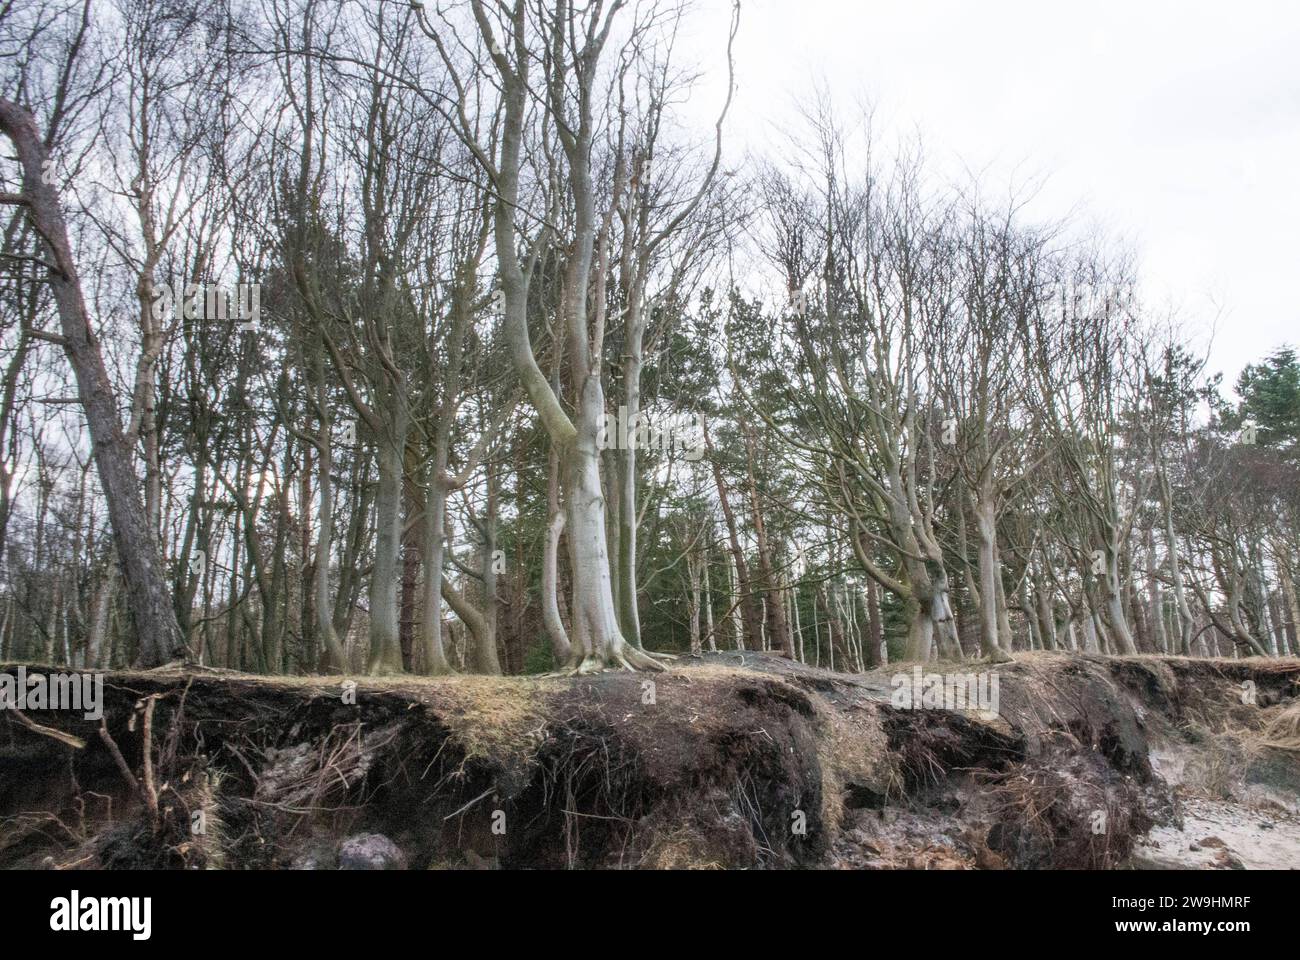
[7,709,86,749]
[443,787,495,821]
[140,696,160,830]
[98,719,140,795]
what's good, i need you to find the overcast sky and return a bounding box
[686,0,1300,391]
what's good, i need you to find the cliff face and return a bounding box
[2,653,1298,870]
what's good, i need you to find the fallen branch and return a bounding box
[98,718,140,795]
[7,708,86,750]
[139,696,160,829]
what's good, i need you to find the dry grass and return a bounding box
[1255,701,1300,753]
[638,824,727,869]
[1178,721,1248,798]
[409,675,551,769]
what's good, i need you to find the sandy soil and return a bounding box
[1129,795,1300,869]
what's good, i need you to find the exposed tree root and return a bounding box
[1,653,1296,869]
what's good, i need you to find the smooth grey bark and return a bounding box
[541,506,571,665]
[973,492,1007,658]
[687,546,702,656]
[864,577,884,666]
[1082,607,1100,653]
[419,292,470,677]
[367,392,409,674]
[1145,526,1168,654]
[476,466,503,675]
[86,567,117,669]
[703,557,717,653]
[994,550,1015,654]
[1280,564,1300,657]
[455,0,660,673]
[790,581,804,662]
[726,550,744,650]
[441,575,496,672]
[420,481,453,675]
[1159,469,1197,655]
[1034,574,1059,651]
[1102,546,1139,654]
[1019,578,1040,651]
[314,373,347,672]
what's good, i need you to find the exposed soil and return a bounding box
[1130,796,1300,869]
[1,652,1297,869]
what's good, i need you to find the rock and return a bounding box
[289,847,336,870]
[338,833,408,870]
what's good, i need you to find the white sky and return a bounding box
[685,0,1300,390]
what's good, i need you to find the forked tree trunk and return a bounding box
[561,380,662,673]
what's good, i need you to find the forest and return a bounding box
[2,0,1297,677]
[0,0,1298,875]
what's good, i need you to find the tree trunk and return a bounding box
[705,426,763,650]
[399,514,420,672]
[741,423,792,658]
[687,549,702,657]
[420,477,454,675]
[366,395,408,674]
[86,567,117,669]
[1103,553,1138,655]
[864,578,884,666]
[561,378,661,672]
[314,384,348,672]
[1280,564,1300,656]
[1035,575,1059,650]
[0,98,185,668]
[972,490,1007,658]
[703,556,717,653]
